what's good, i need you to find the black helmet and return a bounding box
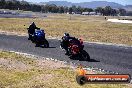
[30,22,35,25]
[63,33,70,37]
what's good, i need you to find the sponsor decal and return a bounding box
[76,65,131,85]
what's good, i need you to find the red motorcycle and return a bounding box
[67,39,90,61]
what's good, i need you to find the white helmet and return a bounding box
[63,33,70,37]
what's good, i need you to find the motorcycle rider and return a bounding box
[61,33,70,55]
[61,33,83,55]
[27,22,40,40]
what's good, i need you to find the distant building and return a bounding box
[82,12,101,15]
[89,12,96,15]
[82,12,89,15]
[0,11,4,14]
[67,12,75,14]
[72,12,75,14]
[75,12,82,14]
[12,11,19,15]
[96,13,101,15]
[66,12,69,14]
[0,10,12,14]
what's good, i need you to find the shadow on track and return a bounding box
[69,50,100,62]
[36,46,56,48]
[71,57,100,62]
[85,59,100,62]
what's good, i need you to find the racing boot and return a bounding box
[65,50,70,56]
[35,44,40,47]
[28,34,32,40]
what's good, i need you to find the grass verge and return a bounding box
[0,14,132,45]
[0,50,131,88]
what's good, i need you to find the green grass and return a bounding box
[0,51,36,65]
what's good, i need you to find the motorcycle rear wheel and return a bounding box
[43,39,49,48]
[81,50,90,61]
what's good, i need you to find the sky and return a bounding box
[24,0,132,5]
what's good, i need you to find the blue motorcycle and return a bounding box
[28,28,49,48]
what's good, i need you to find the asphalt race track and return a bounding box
[0,34,132,76]
[0,14,34,18]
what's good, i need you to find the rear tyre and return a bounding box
[44,39,49,48]
[30,35,35,43]
[81,50,90,61]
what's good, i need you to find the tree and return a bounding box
[42,5,50,13]
[64,6,69,13]
[87,8,93,13]
[95,7,103,14]
[69,7,73,14]
[118,8,126,16]
[58,6,64,13]
[6,1,13,9]
[104,6,112,16]
[0,0,120,15]
[0,0,6,9]
[111,9,117,16]
[82,8,88,12]
[76,6,83,14]
[71,5,77,13]
[50,4,58,13]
